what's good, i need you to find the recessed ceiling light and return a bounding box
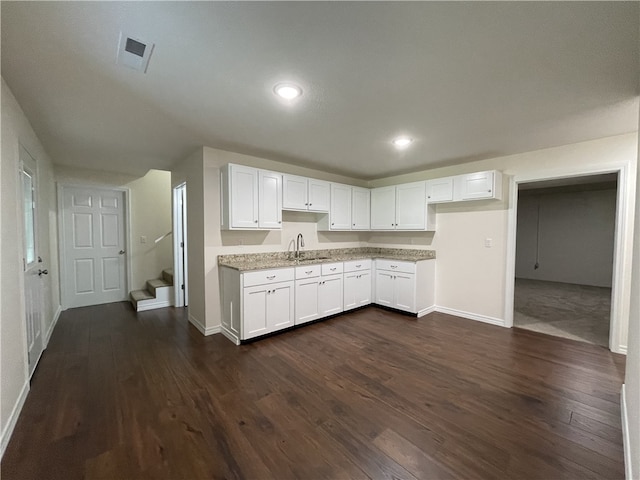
[274,82,303,100]
[392,136,413,149]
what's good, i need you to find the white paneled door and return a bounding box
[61,186,127,308]
[20,146,44,376]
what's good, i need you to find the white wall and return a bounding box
[55,166,172,291]
[1,78,60,456]
[370,133,637,347]
[515,187,617,287]
[621,82,640,480]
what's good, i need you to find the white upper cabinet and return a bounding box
[370,185,396,230]
[258,170,282,229]
[351,187,371,230]
[221,164,282,230]
[426,177,454,203]
[396,181,428,230]
[283,174,330,212]
[371,182,435,231]
[329,183,352,230]
[454,170,502,201]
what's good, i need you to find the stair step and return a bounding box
[162,268,174,285]
[131,289,154,301]
[147,278,172,296]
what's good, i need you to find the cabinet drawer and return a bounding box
[375,259,416,274]
[243,268,295,287]
[295,264,321,279]
[343,259,372,272]
[321,262,344,275]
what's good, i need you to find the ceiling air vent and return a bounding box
[116,32,154,73]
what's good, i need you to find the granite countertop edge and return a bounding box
[218,247,435,272]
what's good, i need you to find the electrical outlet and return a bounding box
[484,238,492,248]
[140,235,147,244]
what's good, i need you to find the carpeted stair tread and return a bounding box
[162,268,174,285]
[130,289,154,302]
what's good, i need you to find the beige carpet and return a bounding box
[513,278,611,347]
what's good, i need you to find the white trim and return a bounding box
[44,305,62,347]
[618,345,628,355]
[134,300,172,312]
[417,305,436,318]
[0,381,29,460]
[435,305,505,327]
[57,184,132,309]
[172,183,188,308]
[221,327,241,345]
[188,314,221,336]
[503,164,632,354]
[621,384,633,480]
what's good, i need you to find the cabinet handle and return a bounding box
[305,270,313,275]
[488,189,492,193]
[278,221,282,224]
[330,267,337,271]
[355,264,361,268]
[428,195,431,199]
[305,203,309,206]
[266,275,276,280]
[309,203,312,207]
[254,220,258,223]
[353,224,355,226]
[331,223,335,226]
[390,265,398,269]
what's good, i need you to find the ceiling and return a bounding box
[2,2,639,180]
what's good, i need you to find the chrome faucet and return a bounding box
[295,233,305,259]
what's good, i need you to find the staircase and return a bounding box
[130,268,174,312]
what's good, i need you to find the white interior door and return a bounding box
[174,183,188,307]
[20,147,44,376]
[61,186,127,308]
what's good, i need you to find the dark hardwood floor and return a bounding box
[2,303,626,479]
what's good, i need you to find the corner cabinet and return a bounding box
[220,164,282,230]
[343,260,371,310]
[220,267,295,344]
[370,181,436,231]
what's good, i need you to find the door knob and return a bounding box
[38,269,48,276]
[119,250,126,255]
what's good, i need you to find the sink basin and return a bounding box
[291,256,331,263]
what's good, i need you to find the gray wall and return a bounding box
[515,185,617,287]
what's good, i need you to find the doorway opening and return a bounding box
[513,174,618,347]
[173,183,188,308]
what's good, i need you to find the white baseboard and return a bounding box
[221,327,240,345]
[617,345,628,355]
[188,314,221,336]
[621,384,633,480]
[44,305,62,347]
[135,300,172,312]
[434,306,505,327]
[0,381,29,460]
[417,305,436,318]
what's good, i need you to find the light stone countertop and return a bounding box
[218,247,435,272]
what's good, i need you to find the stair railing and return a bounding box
[155,231,172,244]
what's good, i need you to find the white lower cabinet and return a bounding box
[295,263,343,325]
[220,266,294,344]
[343,259,372,311]
[374,259,435,316]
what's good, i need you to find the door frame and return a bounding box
[504,162,633,354]
[57,183,132,309]
[173,183,188,307]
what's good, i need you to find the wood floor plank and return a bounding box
[1,304,626,479]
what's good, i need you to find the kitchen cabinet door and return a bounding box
[458,171,496,200]
[243,285,269,339]
[394,273,416,313]
[395,181,427,230]
[229,164,259,229]
[426,177,454,203]
[295,278,321,325]
[308,179,330,212]
[268,283,294,331]
[375,271,395,307]
[258,170,282,229]
[351,187,371,230]
[330,183,352,230]
[345,271,372,310]
[282,174,309,210]
[370,186,396,230]
[319,274,343,317]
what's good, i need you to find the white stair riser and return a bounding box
[132,286,174,312]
